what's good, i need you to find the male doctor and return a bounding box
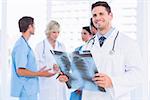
[81,1,143,100]
[11,16,55,100]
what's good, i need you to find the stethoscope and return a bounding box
[21,36,31,50]
[87,31,119,55]
[42,40,62,58]
[21,36,32,59]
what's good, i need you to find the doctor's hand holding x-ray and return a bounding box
[81,1,143,100]
[93,73,112,88]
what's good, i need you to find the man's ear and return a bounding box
[109,12,113,17]
[28,24,32,29]
[109,12,113,20]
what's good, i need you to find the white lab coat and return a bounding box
[35,38,67,100]
[81,28,143,100]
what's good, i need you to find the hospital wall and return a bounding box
[0,0,149,100]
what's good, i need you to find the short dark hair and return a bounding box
[91,1,111,14]
[90,18,97,30]
[83,26,92,35]
[18,16,34,32]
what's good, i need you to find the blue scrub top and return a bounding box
[11,36,39,97]
[75,46,83,51]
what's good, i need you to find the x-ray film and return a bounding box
[50,50,105,92]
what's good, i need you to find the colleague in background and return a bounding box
[75,26,93,51]
[70,26,93,100]
[11,16,53,100]
[90,18,97,35]
[81,1,143,100]
[35,20,68,100]
[81,26,93,42]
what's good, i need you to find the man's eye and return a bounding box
[83,32,87,35]
[93,14,97,17]
[99,13,104,15]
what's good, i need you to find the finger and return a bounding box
[40,68,51,72]
[99,73,106,77]
[59,77,65,82]
[94,73,101,77]
[93,76,104,81]
[45,71,57,77]
[45,68,52,72]
[95,81,105,88]
[53,66,60,72]
[53,64,59,68]
[59,75,66,79]
[39,66,47,72]
[95,80,105,84]
[58,75,68,82]
[49,72,56,76]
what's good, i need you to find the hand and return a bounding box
[53,64,60,73]
[93,73,112,88]
[38,66,56,77]
[58,74,69,83]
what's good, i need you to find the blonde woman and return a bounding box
[35,20,68,100]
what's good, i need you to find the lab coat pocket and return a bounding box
[106,51,124,76]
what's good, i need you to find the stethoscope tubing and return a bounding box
[87,31,119,55]
[112,31,119,52]
[42,40,62,57]
[21,36,31,49]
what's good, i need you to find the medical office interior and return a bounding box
[0,0,149,99]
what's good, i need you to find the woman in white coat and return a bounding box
[81,1,143,100]
[35,20,68,100]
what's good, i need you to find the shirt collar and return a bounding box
[97,27,115,39]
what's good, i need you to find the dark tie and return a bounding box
[99,36,106,47]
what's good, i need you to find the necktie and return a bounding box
[99,36,106,47]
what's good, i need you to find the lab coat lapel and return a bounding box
[45,38,53,50]
[91,28,119,73]
[102,28,119,53]
[44,38,57,67]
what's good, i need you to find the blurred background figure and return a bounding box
[75,26,93,51]
[11,16,53,100]
[35,20,68,100]
[90,18,97,35]
[70,26,93,100]
[81,26,93,42]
